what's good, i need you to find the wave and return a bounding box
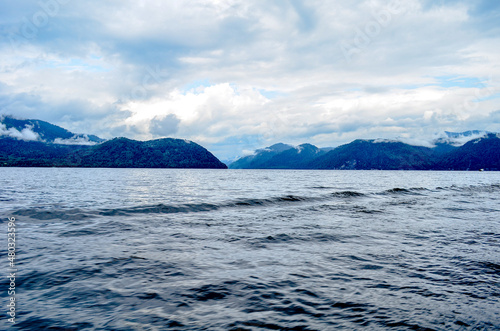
[381,183,500,195]
[331,191,366,198]
[8,183,500,221]
[436,183,500,193]
[9,190,367,220]
[8,196,312,221]
[381,187,430,195]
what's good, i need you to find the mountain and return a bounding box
[230,140,435,170]
[434,130,492,147]
[434,134,500,171]
[444,130,489,139]
[229,143,293,169]
[307,140,434,170]
[68,138,227,168]
[253,143,326,169]
[0,138,87,167]
[3,115,498,171]
[0,117,227,169]
[0,136,227,169]
[229,131,500,170]
[0,116,105,144]
[431,141,458,155]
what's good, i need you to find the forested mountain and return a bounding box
[0,137,227,169]
[1,116,104,143]
[2,116,498,170]
[229,133,500,170]
[433,134,500,171]
[0,117,227,169]
[263,144,326,169]
[229,143,294,169]
[307,140,434,170]
[68,138,227,169]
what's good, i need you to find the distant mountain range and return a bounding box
[230,143,328,169]
[2,115,499,170]
[230,132,500,171]
[0,116,227,169]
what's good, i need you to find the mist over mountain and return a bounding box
[263,144,327,169]
[435,130,493,147]
[444,130,489,139]
[229,143,294,169]
[434,134,500,171]
[0,115,105,145]
[0,117,226,169]
[230,132,500,171]
[2,116,498,170]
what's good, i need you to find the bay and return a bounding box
[1,168,499,330]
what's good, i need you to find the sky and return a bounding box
[1,0,500,160]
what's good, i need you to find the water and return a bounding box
[1,168,499,330]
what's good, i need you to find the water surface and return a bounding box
[1,169,499,330]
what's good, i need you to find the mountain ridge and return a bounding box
[0,116,227,169]
[0,115,105,144]
[229,132,500,171]
[2,116,498,170]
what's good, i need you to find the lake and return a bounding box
[1,168,499,330]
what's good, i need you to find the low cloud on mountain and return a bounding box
[0,122,40,141]
[1,0,500,159]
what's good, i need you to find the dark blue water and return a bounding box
[1,168,499,330]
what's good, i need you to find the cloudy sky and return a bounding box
[1,0,500,160]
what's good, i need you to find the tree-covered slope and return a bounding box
[434,134,500,170]
[229,143,293,169]
[228,133,500,171]
[70,138,227,169]
[259,143,326,169]
[307,140,435,170]
[0,138,85,166]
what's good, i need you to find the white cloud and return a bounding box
[432,130,490,147]
[0,123,40,141]
[53,135,98,145]
[1,0,500,159]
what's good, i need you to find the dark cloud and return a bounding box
[150,114,180,137]
[0,89,130,139]
[0,0,500,159]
